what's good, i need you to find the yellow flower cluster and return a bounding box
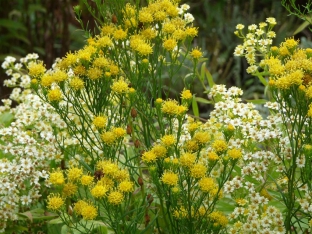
[100,126,126,145]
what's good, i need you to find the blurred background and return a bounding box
[0,0,310,116]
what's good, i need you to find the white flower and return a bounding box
[184,13,194,23]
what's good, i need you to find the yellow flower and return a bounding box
[161,99,179,116]
[28,61,46,77]
[62,182,78,197]
[67,167,83,182]
[69,77,84,90]
[111,78,129,94]
[52,70,68,83]
[179,153,196,168]
[161,134,176,147]
[198,177,215,192]
[155,98,163,104]
[49,168,65,185]
[183,139,199,152]
[190,48,203,59]
[139,8,153,23]
[81,203,98,220]
[163,38,177,51]
[141,28,156,40]
[88,67,102,80]
[118,181,134,193]
[308,104,312,117]
[93,57,110,68]
[114,169,130,182]
[108,191,124,205]
[101,24,115,36]
[97,35,113,47]
[98,160,119,176]
[136,42,153,56]
[101,131,116,145]
[142,150,157,163]
[93,116,107,129]
[181,89,192,100]
[161,171,178,186]
[151,144,167,158]
[209,211,228,227]
[207,151,219,161]
[212,140,228,153]
[47,89,62,102]
[41,74,54,87]
[185,27,198,37]
[113,28,127,40]
[80,174,94,186]
[91,184,108,198]
[74,200,88,215]
[190,164,207,178]
[193,131,210,145]
[112,127,126,138]
[227,148,242,159]
[47,193,64,211]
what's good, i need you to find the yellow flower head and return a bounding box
[28,61,46,77]
[193,131,211,145]
[88,67,102,80]
[108,191,124,205]
[198,177,215,193]
[74,200,88,215]
[142,150,157,163]
[161,171,178,186]
[81,203,98,220]
[139,7,153,23]
[69,77,84,90]
[113,28,127,40]
[183,139,199,152]
[161,99,179,116]
[101,24,115,36]
[190,164,207,178]
[80,174,94,186]
[62,182,78,197]
[67,167,83,181]
[118,180,134,193]
[227,148,242,159]
[207,151,219,161]
[41,74,55,87]
[163,38,177,51]
[209,211,229,227]
[151,144,167,158]
[101,131,117,145]
[181,89,192,100]
[112,127,126,138]
[91,184,108,198]
[161,134,176,147]
[212,139,228,153]
[190,48,203,59]
[49,168,65,185]
[47,193,64,211]
[93,116,108,129]
[47,89,62,102]
[179,152,196,168]
[111,78,129,94]
[52,70,68,83]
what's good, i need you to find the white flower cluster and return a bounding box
[0,54,80,232]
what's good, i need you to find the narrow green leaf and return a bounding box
[195,97,212,104]
[293,20,310,35]
[200,62,206,82]
[205,69,215,88]
[192,95,199,117]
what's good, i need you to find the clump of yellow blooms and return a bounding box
[47,89,62,102]
[47,193,64,211]
[161,171,179,186]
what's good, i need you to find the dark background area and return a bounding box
[0,0,310,114]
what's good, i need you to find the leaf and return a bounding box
[0,112,14,127]
[0,19,27,32]
[245,99,268,105]
[192,95,199,117]
[205,69,215,88]
[200,62,206,82]
[195,97,212,104]
[293,20,310,35]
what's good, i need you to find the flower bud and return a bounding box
[131,107,137,118]
[138,177,143,187]
[126,125,132,135]
[134,139,141,148]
